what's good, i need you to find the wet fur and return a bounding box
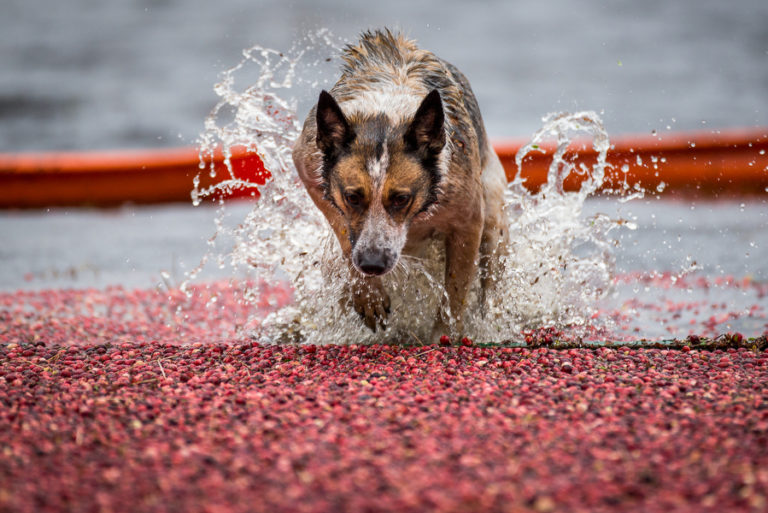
[293,29,508,341]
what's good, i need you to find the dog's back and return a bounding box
[330,29,491,174]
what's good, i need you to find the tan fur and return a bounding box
[293,29,508,341]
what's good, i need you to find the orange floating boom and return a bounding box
[499,127,768,196]
[0,128,766,208]
[0,147,269,208]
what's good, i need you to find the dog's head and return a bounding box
[315,89,446,276]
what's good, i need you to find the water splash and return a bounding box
[468,112,625,341]
[188,36,634,345]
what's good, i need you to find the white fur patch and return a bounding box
[366,145,389,185]
[340,87,423,123]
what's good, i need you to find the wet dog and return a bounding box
[293,29,508,341]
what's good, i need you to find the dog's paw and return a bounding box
[350,278,391,332]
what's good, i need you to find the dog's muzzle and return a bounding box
[354,248,396,276]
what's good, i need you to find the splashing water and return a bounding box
[460,112,627,342]
[189,35,632,345]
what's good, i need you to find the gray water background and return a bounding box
[2,198,766,292]
[2,0,767,152]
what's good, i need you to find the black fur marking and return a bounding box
[320,150,343,189]
[355,114,390,167]
[417,161,441,215]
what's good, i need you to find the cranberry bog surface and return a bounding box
[2,329,767,512]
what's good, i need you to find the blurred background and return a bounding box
[2,0,767,152]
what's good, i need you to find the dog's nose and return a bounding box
[356,250,393,276]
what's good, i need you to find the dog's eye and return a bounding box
[390,193,411,209]
[344,191,363,207]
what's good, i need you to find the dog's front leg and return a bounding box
[347,268,390,332]
[298,177,391,332]
[432,216,483,341]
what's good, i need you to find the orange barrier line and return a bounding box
[1,128,766,208]
[496,127,768,196]
[0,147,268,208]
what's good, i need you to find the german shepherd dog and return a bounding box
[293,29,508,342]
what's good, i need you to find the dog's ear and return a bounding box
[316,90,353,154]
[405,90,445,155]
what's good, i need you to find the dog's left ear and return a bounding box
[316,90,353,154]
[405,90,445,155]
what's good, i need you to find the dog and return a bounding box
[292,29,508,342]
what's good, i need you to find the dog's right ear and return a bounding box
[316,90,353,154]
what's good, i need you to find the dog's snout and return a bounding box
[355,249,394,276]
